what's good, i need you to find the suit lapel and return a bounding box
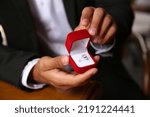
[10,0,39,51]
[63,0,78,29]
[63,0,89,30]
[11,0,35,31]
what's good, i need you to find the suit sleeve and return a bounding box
[0,44,39,88]
[0,1,40,88]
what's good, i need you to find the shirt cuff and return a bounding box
[90,38,115,57]
[21,58,46,89]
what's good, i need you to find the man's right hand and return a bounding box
[31,56,98,90]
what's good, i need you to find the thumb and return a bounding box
[40,56,69,71]
[53,55,69,68]
[74,25,87,31]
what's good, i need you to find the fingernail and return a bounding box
[93,39,98,43]
[62,56,69,65]
[81,19,89,26]
[99,39,103,44]
[94,36,102,44]
[92,69,98,75]
[89,28,96,36]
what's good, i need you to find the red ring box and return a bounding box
[65,29,96,73]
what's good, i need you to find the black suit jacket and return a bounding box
[0,0,133,87]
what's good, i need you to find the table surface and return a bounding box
[0,81,102,100]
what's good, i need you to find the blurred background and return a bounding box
[122,0,150,97]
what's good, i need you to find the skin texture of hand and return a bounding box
[75,7,117,44]
[31,55,99,90]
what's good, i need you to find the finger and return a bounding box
[94,55,100,64]
[79,7,94,27]
[89,8,105,36]
[72,68,98,87]
[93,15,112,44]
[46,69,75,86]
[92,36,100,44]
[75,7,94,31]
[102,23,117,44]
[99,15,113,40]
[39,56,69,71]
[47,68,97,88]
[74,25,87,31]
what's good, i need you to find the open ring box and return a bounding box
[65,29,96,73]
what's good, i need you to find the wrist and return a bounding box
[28,66,40,84]
[22,58,46,89]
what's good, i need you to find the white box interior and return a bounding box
[70,38,95,67]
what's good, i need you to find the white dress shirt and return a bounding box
[22,0,115,89]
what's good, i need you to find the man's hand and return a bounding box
[75,7,117,44]
[31,56,99,90]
